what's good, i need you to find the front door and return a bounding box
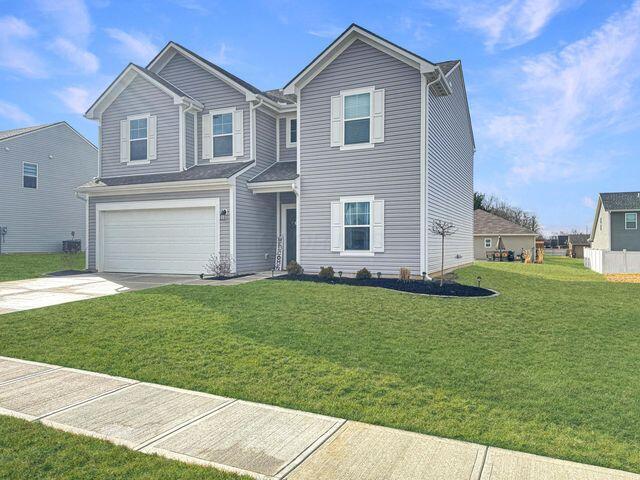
[285,208,297,265]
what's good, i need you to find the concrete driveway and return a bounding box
[0,273,197,315]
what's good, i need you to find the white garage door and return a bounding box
[100,205,217,274]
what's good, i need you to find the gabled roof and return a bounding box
[85,63,203,120]
[437,60,460,76]
[283,23,449,95]
[0,121,97,150]
[474,209,537,236]
[600,192,640,211]
[568,234,590,246]
[248,161,298,183]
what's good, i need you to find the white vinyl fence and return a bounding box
[584,248,640,274]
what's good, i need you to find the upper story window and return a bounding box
[344,92,371,145]
[286,117,297,148]
[23,162,38,189]
[129,118,148,161]
[331,87,385,150]
[212,112,233,157]
[625,212,637,230]
[344,201,371,251]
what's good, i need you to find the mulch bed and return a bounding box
[200,273,254,281]
[45,270,87,277]
[271,274,496,297]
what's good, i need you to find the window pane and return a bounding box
[626,213,637,228]
[344,118,370,145]
[344,93,370,119]
[213,135,233,157]
[213,113,233,135]
[290,119,297,143]
[345,202,370,226]
[23,163,38,176]
[130,118,147,140]
[345,227,370,250]
[130,139,147,161]
[23,175,37,188]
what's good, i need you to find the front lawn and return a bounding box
[1,258,639,473]
[0,253,84,282]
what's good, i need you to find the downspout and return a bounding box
[423,70,442,279]
[183,103,198,170]
[250,98,264,161]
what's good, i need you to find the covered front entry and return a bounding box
[97,199,219,274]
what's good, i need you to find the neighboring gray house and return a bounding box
[585,192,640,273]
[473,209,537,261]
[0,122,98,253]
[78,24,474,276]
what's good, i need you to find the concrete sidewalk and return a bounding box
[0,356,637,480]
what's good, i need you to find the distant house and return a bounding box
[567,234,590,259]
[0,122,98,253]
[473,209,538,260]
[585,192,640,273]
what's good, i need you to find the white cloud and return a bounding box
[430,0,580,50]
[398,16,432,42]
[482,0,640,184]
[308,26,344,39]
[54,86,92,114]
[210,43,230,65]
[169,0,209,14]
[36,0,92,42]
[582,196,596,209]
[105,28,158,64]
[0,16,47,78]
[0,100,34,124]
[49,38,99,74]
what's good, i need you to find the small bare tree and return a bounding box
[430,219,457,287]
[204,253,234,278]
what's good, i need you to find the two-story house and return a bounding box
[78,24,474,276]
[1,122,97,253]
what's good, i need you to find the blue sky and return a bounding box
[1,0,639,234]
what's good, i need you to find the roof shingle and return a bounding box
[249,161,298,183]
[474,209,537,236]
[600,192,640,211]
[0,123,59,141]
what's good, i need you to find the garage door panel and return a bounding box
[100,205,218,274]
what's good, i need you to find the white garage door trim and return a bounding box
[96,198,220,274]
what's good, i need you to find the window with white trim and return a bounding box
[129,117,148,161]
[212,112,233,158]
[344,92,371,145]
[344,201,371,250]
[286,118,297,147]
[625,212,637,230]
[23,162,38,189]
[484,238,491,249]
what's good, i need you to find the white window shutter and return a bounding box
[330,201,343,252]
[372,89,385,144]
[233,109,244,157]
[147,115,157,160]
[330,95,342,147]
[201,113,212,160]
[120,119,129,163]
[372,199,384,252]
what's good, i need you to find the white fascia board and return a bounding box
[590,196,603,242]
[246,180,296,193]
[76,178,231,196]
[283,27,436,95]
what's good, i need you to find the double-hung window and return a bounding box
[484,238,492,249]
[212,112,233,158]
[625,212,637,230]
[343,92,371,145]
[23,162,38,189]
[286,117,297,147]
[129,117,148,161]
[344,201,371,251]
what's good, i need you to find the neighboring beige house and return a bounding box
[567,234,590,259]
[473,209,537,260]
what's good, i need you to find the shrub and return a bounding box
[204,253,233,277]
[318,266,335,280]
[355,267,372,280]
[399,267,411,282]
[286,260,304,276]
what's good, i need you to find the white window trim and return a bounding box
[211,107,237,163]
[127,113,151,165]
[484,238,492,249]
[340,194,374,256]
[285,115,297,148]
[22,161,38,189]
[624,212,638,230]
[340,86,374,151]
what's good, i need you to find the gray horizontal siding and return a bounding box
[158,53,250,164]
[299,39,422,274]
[0,123,98,253]
[611,211,640,251]
[427,67,474,274]
[185,111,195,168]
[87,190,230,270]
[279,116,296,161]
[101,76,180,177]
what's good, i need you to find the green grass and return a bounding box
[0,253,84,282]
[0,416,249,479]
[1,257,639,473]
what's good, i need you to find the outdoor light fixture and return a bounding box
[271,268,275,278]
[338,271,343,278]
[422,271,427,281]
[376,272,382,279]
[476,276,482,288]
[219,209,228,221]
